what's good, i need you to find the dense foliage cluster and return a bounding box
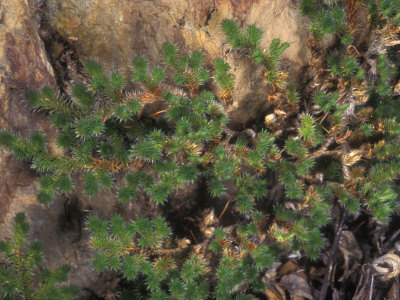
[0,0,399,298]
[0,213,78,299]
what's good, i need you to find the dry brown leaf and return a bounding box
[265,113,277,127]
[382,38,400,47]
[372,252,400,280]
[309,266,325,277]
[265,284,286,300]
[274,109,287,116]
[264,262,282,282]
[280,273,313,299]
[343,150,363,166]
[387,281,400,300]
[339,231,362,282]
[394,81,400,95]
[279,260,300,276]
[350,166,365,179]
[353,250,400,299]
[265,290,281,300]
[264,262,285,300]
[335,128,351,144]
[352,88,369,104]
[199,209,218,238]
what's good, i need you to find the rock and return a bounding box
[45,0,311,71]
[0,182,100,299]
[44,0,312,128]
[0,0,56,223]
[0,1,128,298]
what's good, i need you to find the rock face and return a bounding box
[0,1,132,299]
[45,0,312,129]
[0,0,55,224]
[0,0,313,298]
[45,0,310,71]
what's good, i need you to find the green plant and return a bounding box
[300,0,400,224]
[300,0,349,41]
[221,19,289,87]
[367,0,400,27]
[327,52,364,82]
[0,48,229,205]
[0,213,78,300]
[87,215,211,300]
[0,14,399,299]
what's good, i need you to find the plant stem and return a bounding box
[319,207,346,300]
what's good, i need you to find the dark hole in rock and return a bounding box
[58,194,84,243]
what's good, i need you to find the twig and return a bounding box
[319,208,347,300]
[321,125,330,134]
[383,228,400,249]
[218,196,233,221]
[318,112,329,125]
[190,229,198,244]
[352,220,366,233]
[369,275,375,300]
[308,148,342,160]
[307,136,336,160]
[150,108,169,118]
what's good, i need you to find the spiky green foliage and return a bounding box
[0,25,298,297]
[0,213,78,300]
[300,0,350,41]
[0,41,230,204]
[87,212,280,299]
[300,1,400,224]
[327,51,364,82]
[362,182,398,222]
[0,20,286,212]
[298,114,324,145]
[272,187,330,259]
[2,14,400,299]
[88,215,211,299]
[214,58,235,92]
[262,38,290,84]
[132,57,165,91]
[221,19,288,87]
[287,85,299,106]
[367,0,400,27]
[221,19,262,50]
[162,43,209,89]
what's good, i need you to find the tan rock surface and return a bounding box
[0,1,119,298]
[45,0,312,129]
[0,0,55,223]
[46,0,310,71]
